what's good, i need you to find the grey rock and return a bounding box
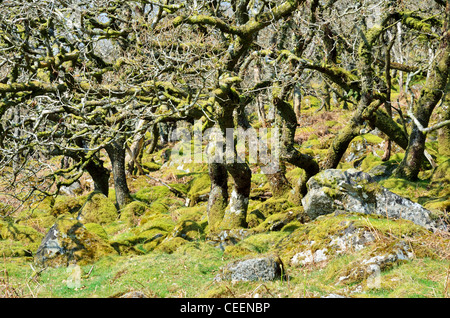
[215,255,285,282]
[59,180,83,196]
[338,241,414,285]
[119,291,148,298]
[321,294,348,298]
[368,164,397,181]
[207,228,253,251]
[35,215,116,267]
[302,169,447,231]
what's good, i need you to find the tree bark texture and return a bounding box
[105,137,133,208]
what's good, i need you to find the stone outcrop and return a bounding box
[214,255,285,282]
[35,214,116,267]
[302,169,447,231]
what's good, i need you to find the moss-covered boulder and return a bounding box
[110,213,176,255]
[275,212,432,269]
[51,196,83,217]
[214,254,285,282]
[0,220,44,257]
[154,236,188,254]
[252,207,307,232]
[302,169,447,231]
[0,239,35,257]
[134,186,172,204]
[171,220,203,241]
[119,200,151,227]
[79,192,118,225]
[187,174,210,206]
[34,214,117,267]
[84,223,109,242]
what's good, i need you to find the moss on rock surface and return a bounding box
[79,193,118,225]
[155,236,188,254]
[0,220,43,257]
[187,173,211,204]
[34,214,117,267]
[119,200,151,226]
[51,196,84,217]
[0,220,43,246]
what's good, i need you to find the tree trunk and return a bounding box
[382,35,395,161]
[207,162,229,231]
[85,157,110,197]
[293,84,302,124]
[58,139,111,197]
[272,97,319,197]
[395,3,450,180]
[254,60,267,127]
[105,137,132,208]
[126,119,147,175]
[266,164,292,198]
[371,109,408,150]
[322,99,382,170]
[145,123,160,154]
[221,162,251,229]
[438,82,450,157]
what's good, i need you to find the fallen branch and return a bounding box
[145,174,187,200]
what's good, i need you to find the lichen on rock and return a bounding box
[302,169,447,231]
[214,254,285,282]
[34,214,116,267]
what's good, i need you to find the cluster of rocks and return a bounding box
[31,167,448,288]
[302,169,447,232]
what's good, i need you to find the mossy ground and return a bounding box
[1,99,449,298]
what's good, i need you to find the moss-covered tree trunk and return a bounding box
[125,119,147,175]
[205,83,253,230]
[322,19,383,170]
[105,137,132,208]
[85,158,110,197]
[221,162,251,228]
[438,81,450,157]
[395,3,450,180]
[272,96,319,197]
[207,162,229,230]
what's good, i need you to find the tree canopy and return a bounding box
[0,0,449,229]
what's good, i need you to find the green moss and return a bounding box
[39,214,117,266]
[171,220,204,241]
[155,237,188,254]
[187,173,211,203]
[276,212,430,266]
[0,239,34,257]
[359,153,383,172]
[223,244,257,258]
[136,214,175,234]
[142,161,162,172]
[134,186,172,203]
[253,207,305,233]
[80,193,118,225]
[119,200,150,226]
[174,205,207,223]
[0,220,43,245]
[84,223,109,242]
[234,232,290,255]
[379,177,429,203]
[246,209,266,228]
[51,195,84,217]
[250,197,294,219]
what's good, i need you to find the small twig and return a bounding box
[145,174,186,199]
[28,263,46,283]
[84,265,95,279]
[225,285,236,297]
